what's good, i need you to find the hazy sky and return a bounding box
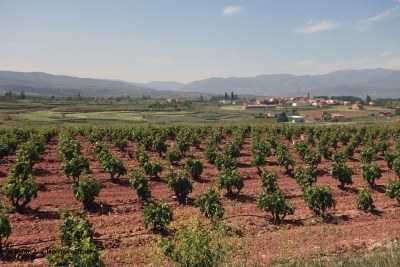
[1,0,400,83]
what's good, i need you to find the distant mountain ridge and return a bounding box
[0,71,195,98]
[0,68,399,98]
[180,68,400,98]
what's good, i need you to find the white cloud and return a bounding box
[290,56,400,75]
[294,20,340,34]
[223,6,244,16]
[357,3,400,31]
[380,51,392,57]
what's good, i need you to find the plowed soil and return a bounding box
[0,133,399,266]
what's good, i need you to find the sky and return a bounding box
[0,0,400,83]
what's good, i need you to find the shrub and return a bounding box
[276,146,295,171]
[258,190,294,224]
[394,158,400,178]
[58,139,81,161]
[165,148,183,165]
[48,210,104,267]
[144,161,163,179]
[360,146,376,164]
[112,138,128,151]
[72,176,100,208]
[129,170,151,202]
[294,165,318,187]
[2,173,38,212]
[330,162,353,189]
[205,145,218,164]
[101,155,127,180]
[251,149,267,174]
[215,153,237,171]
[143,202,173,232]
[386,178,400,203]
[384,153,397,169]
[218,169,244,196]
[152,137,168,157]
[361,163,382,188]
[185,157,203,180]
[302,186,335,217]
[303,152,322,168]
[166,169,193,202]
[159,219,231,267]
[195,189,224,224]
[0,209,11,255]
[260,169,278,193]
[62,155,90,181]
[356,187,375,211]
[135,147,149,166]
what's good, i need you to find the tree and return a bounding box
[366,95,372,104]
[200,94,204,102]
[230,91,234,104]
[224,92,228,100]
[20,91,26,99]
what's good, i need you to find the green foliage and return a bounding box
[258,190,295,224]
[361,163,382,188]
[2,173,38,211]
[0,205,12,253]
[100,154,127,180]
[251,149,267,173]
[159,219,231,267]
[384,153,397,169]
[143,202,173,232]
[144,161,163,179]
[356,187,375,211]
[112,138,128,151]
[166,169,193,201]
[294,165,317,187]
[394,158,400,178]
[205,145,218,164]
[218,169,244,196]
[195,189,224,224]
[152,137,167,156]
[303,152,322,168]
[276,144,295,171]
[129,170,151,202]
[260,169,278,193]
[215,153,237,171]
[302,186,335,217]
[330,161,353,188]
[58,138,81,161]
[48,210,104,267]
[62,155,90,181]
[165,148,183,165]
[360,146,376,164]
[386,178,400,203]
[135,146,150,166]
[185,156,203,179]
[72,176,100,208]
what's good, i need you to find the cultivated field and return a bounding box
[0,124,399,266]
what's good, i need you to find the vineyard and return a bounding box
[0,123,400,266]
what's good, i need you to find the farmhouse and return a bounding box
[331,113,345,119]
[378,112,391,118]
[351,103,364,110]
[292,102,307,107]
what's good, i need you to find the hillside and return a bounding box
[180,68,400,98]
[0,71,194,98]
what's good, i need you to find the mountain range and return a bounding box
[0,68,399,98]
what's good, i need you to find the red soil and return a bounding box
[0,133,399,266]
